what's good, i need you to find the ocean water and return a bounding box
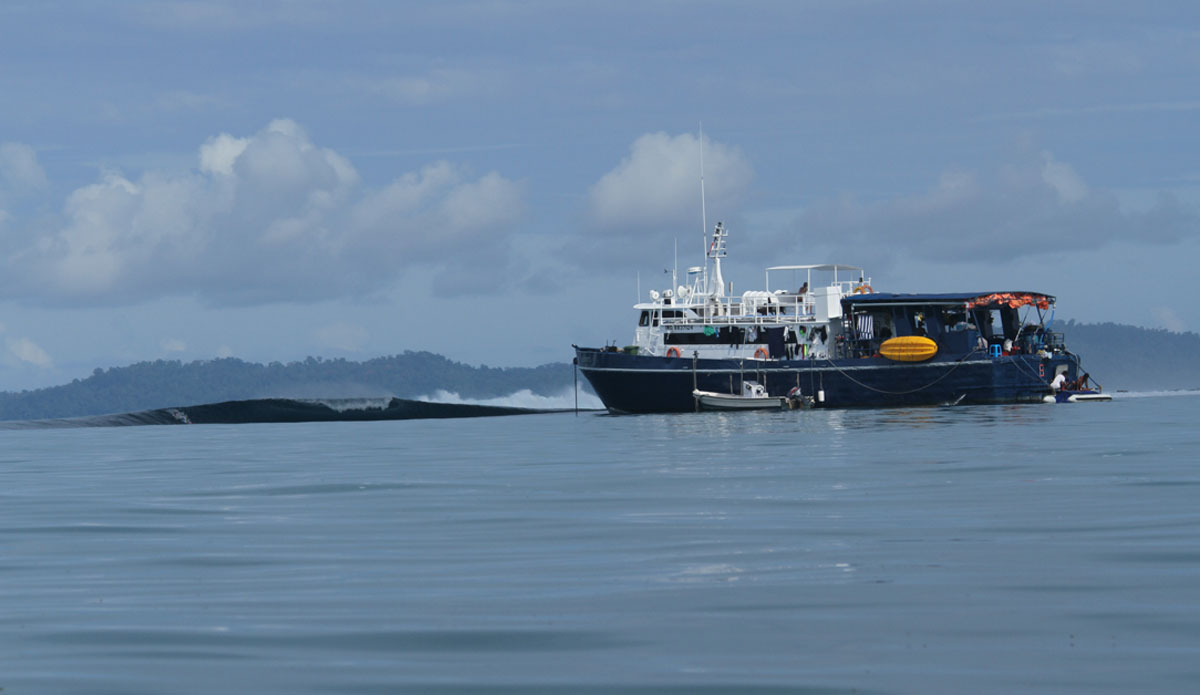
[2,394,1199,694]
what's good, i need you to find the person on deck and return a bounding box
[1050,372,1067,391]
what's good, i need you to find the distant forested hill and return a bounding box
[0,322,1195,421]
[1051,320,1200,392]
[0,352,573,421]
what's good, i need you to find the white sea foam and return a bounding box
[417,388,604,410]
[299,398,395,412]
[1110,389,1200,399]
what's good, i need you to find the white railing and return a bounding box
[658,296,817,328]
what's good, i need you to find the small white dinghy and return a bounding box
[1043,389,1114,403]
[693,380,786,411]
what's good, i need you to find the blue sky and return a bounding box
[2,1,1198,390]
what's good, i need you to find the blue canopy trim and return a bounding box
[842,292,1055,309]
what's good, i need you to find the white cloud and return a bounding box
[347,161,525,268]
[588,131,753,232]
[7,337,52,367]
[0,119,526,306]
[1041,152,1088,204]
[199,133,249,176]
[0,142,48,193]
[162,338,187,352]
[439,172,524,233]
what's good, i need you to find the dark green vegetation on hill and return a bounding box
[0,352,573,421]
[0,322,1195,421]
[1050,320,1200,392]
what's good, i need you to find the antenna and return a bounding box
[699,122,708,242]
[699,122,708,296]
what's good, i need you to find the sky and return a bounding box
[1,1,1199,390]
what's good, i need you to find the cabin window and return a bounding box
[665,331,722,345]
[652,311,659,327]
[985,309,1003,339]
[638,311,650,327]
[942,309,971,332]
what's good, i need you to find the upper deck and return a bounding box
[635,264,873,330]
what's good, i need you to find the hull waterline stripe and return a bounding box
[579,359,999,375]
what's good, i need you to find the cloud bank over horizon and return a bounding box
[0,126,762,307]
[0,119,526,307]
[781,149,1199,274]
[5,126,1197,314]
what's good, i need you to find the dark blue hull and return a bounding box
[576,347,1077,412]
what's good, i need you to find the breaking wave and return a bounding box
[0,396,572,429]
[418,388,605,410]
[295,397,398,412]
[1111,389,1200,399]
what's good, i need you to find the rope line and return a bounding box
[820,348,986,395]
[1010,353,1053,389]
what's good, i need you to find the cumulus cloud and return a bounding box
[6,337,52,367]
[198,132,249,176]
[785,150,1198,270]
[0,142,48,194]
[0,119,525,306]
[588,132,752,232]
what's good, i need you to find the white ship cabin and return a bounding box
[630,223,872,360]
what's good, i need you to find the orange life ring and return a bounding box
[666,347,682,358]
[754,347,769,359]
[853,284,875,294]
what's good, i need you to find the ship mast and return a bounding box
[707,221,727,297]
[700,124,708,256]
[696,124,727,298]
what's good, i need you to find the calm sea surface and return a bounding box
[3,394,1200,694]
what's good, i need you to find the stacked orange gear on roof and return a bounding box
[966,293,1051,310]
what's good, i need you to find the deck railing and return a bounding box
[658,295,817,328]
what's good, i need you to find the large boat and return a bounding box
[574,221,1098,412]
